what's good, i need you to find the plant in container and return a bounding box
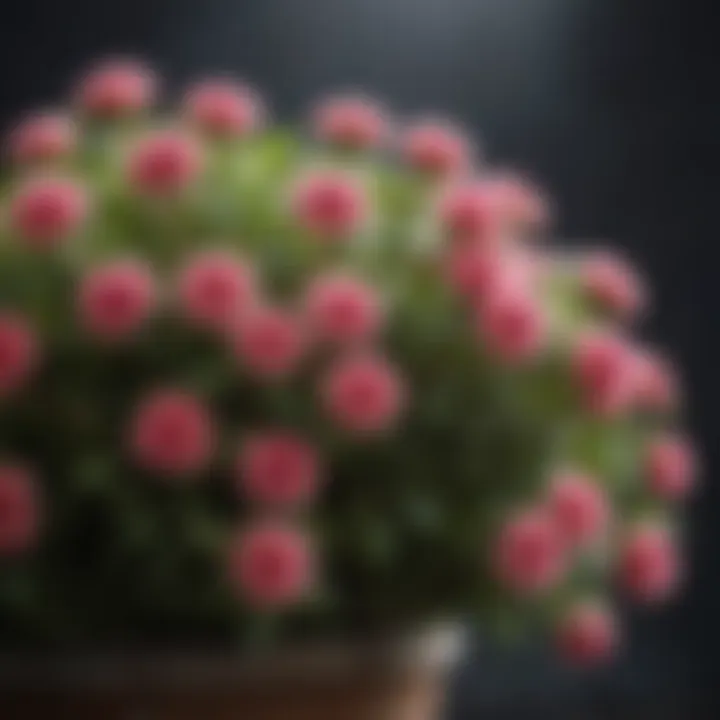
[0,59,697,719]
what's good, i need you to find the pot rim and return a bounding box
[0,622,466,691]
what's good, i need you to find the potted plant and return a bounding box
[0,59,697,719]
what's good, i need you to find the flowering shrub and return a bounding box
[0,59,696,664]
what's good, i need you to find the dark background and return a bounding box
[1,0,718,717]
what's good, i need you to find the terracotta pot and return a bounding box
[0,624,465,720]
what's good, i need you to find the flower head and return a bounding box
[0,313,38,397]
[76,59,156,118]
[632,349,680,413]
[482,172,551,234]
[571,330,636,416]
[401,119,471,177]
[304,272,382,345]
[476,286,546,363]
[618,522,681,604]
[291,170,367,239]
[0,463,41,555]
[439,181,497,244]
[494,508,567,595]
[312,95,388,150]
[9,176,88,250]
[129,389,216,477]
[644,434,697,501]
[125,130,204,197]
[444,244,504,302]
[227,522,315,608]
[555,600,619,666]
[177,250,256,330]
[183,79,264,138]
[236,431,322,507]
[8,113,77,165]
[78,259,156,341]
[581,250,647,320]
[231,306,306,380]
[321,353,406,434]
[548,470,610,548]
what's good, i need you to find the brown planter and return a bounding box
[0,624,464,720]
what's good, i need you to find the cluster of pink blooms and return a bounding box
[0,59,697,659]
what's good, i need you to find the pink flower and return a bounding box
[438,182,497,244]
[321,354,406,434]
[571,330,636,416]
[444,244,506,302]
[477,171,551,234]
[78,259,156,341]
[125,130,204,197]
[476,287,546,363]
[177,250,256,330]
[555,601,619,666]
[632,349,679,413]
[8,113,77,165]
[644,434,697,501]
[0,313,38,396]
[183,79,264,138]
[227,522,314,608]
[401,119,471,177]
[494,508,567,595]
[291,170,367,239]
[129,389,216,477]
[312,95,388,150]
[618,523,682,604]
[231,306,306,380]
[304,272,382,345]
[9,177,89,250]
[236,431,321,507]
[482,172,551,234]
[547,470,610,548]
[76,59,156,118]
[581,251,647,320]
[0,464,41,555]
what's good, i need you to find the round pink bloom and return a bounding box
[571,330,636,416]
[494,508,567,595]
[183,79,264,138]
[125,130,204,197]
[632,349,680,413]
[227,522,314,608]
[9,177,88,250]
[129,389,216,477]
[0,313,38,396]
[291,170,367,239]
[482,172,551,233]
[177,250,256,330]
[0,464,41,555]
[444,244,503,301]
[581,251,647,320]
[556,601,619,666]
[476,287,546,363]
[401,120,471,177]
[78,259,156,341]
[312,95,388,150]
[304,273,382,345]
[232,306,306,380]
[321,354,406,434]
[548,470,610,548]
[438,182,497,244]
[237,431,321,507]
[618,523,682,604]
[76,59,156,118]
[644,434,697,501]
[8,113,77,165]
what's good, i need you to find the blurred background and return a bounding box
[1,0,718,716]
